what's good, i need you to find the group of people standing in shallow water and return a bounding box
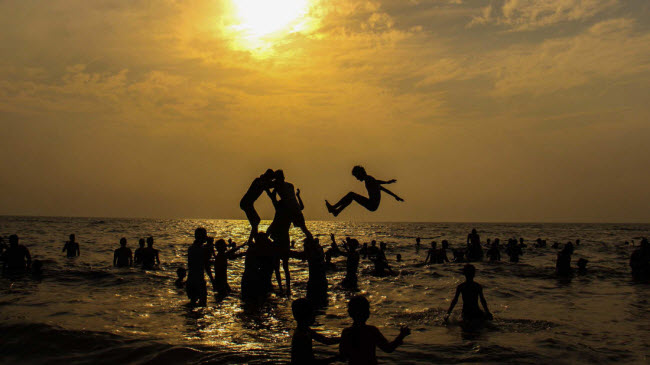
[2,165,650,364]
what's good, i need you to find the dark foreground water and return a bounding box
[0,216,648,364]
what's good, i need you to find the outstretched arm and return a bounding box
[376,179,397,184]
[310,329,340,345]
[62,243,67,253]
[380,187,404,202]
[377,327,411,353]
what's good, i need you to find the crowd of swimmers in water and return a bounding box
[1,166,650,364]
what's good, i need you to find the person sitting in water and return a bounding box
[1,235,32,273]
[134,239,145,265]
[556,242,574,277]
[240,169,275,243]
[212,238,245,297]
[175,267,186,288]
[629,238,649,280]
[140,236,160,270]
[424,241,438,265]
[576,258,588,275]
[339,295,411,364]
[186,228,215,307]
[62,234,80,258]
[341,238,360,290]
[366,240,379,261]
[113,238,132,267]
[291,298,340,365]
[445,264,493,323]
[486,240,501,262]
[326,166,403,217]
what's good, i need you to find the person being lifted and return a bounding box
[240,169,275,243]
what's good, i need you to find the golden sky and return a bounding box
[1,0,649,222]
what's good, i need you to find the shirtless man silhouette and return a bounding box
[240,169,275,242]
[445,264,493,323]
[326,166,403,217]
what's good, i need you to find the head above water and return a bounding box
[69,234,75,241]
[194,227,207,242]
[431,241,437,248]
[139,238,145,248]
[463,264,476,280]
[9,234,18,246]
[380,241,387,250]
[472,229,477,235]
[352,165,367,181]
[292,298,314,326]
[120,237,127,247]
[147,236,154,247]
[442,240,449,249]
[348,295,370,323]
[216,239,227,252]
[348,238,359,251]
[176,267,186,278]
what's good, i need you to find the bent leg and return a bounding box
[332,192,376,216]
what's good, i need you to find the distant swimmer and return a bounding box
[577,258,588,275]
[326,166,403,217]
[1,234,31,273]
[487,240,500,262]
[113,238,132,267]
[415,237,421,251]
[341,238,360,290]
[141,236,160,270]
[62,234,80,258]
[630,238,649,280]
[445,264,493,323]
[291,298,340,365]
[134,239,145,265]
[506,239,522,263]
[339,296,411,364]
[212,238,244,297]
[424,241,438,265]
[240,169,275,243]
[175,267,186,288]
[556,242,574,277]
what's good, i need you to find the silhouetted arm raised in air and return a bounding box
[377,326,411,353]
[296,189,304,210]
[380,186,404,202]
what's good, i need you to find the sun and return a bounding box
[231,0,311,38]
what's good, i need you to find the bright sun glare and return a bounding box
[232,0,311,38]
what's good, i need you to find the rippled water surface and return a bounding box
[1,216,648,364]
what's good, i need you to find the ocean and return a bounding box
[0,216,648,364]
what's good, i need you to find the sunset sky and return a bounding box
[1,0,649,222]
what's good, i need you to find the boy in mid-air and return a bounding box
[291,298,340,364]
[445,264,493,323]
[339,296,410,364]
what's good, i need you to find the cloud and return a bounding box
[469,0,618,30]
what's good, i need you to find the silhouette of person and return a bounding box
[466,229,483,262]
[62,234,80,258]
[113,238,132,267]
[32,259,43,278]
[415,237,421,251]
[630,238,650,280]
[326,166,403,217]
[445,264,493,323]
[341,239,360,290]
[556,242,574,276]
[2,235,31,273]
[212,238,244,297]
[304,237,328,305]
[372,242,395,277]
[438,240,450,264]
[141,236,160,270]
[396,254,402,262]
[134,239,145,265]
[175,267,186,288]
[240,169,275,243]
[266,180,300,294]
[291,298,340,364]
[186,228,215,307]
[577,258,588,275]
[366,240,379,261]
[270,170,314,241]
[487,240,500,262]
[506,239,522,263]
[339,296,410,364]
[424,241,438,265]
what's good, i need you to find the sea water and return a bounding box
[0,216,648,364]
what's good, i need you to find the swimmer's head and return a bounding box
[463,264,476,280]
[120,237,127,247]
[431,241,437,248]
[442,240,449,249]
[69,234,75,241]
[396,254,402,262]
[262,169,275,181]
[472,229,477,234]
[380,242,387,250]
[273,169,285,183]
[348,239,359,251]
[292,298,314,326]
[147,236,154,247]
[371,240,377,246]
[139,238,145,248]
[176,267,186,278]
[641,238,649,248]
[577,258,588,269]
[9,234,18,246]
[194,227,207,241]
[216,239,227,252]
[348,295,370,323]
[352,165,366,180]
